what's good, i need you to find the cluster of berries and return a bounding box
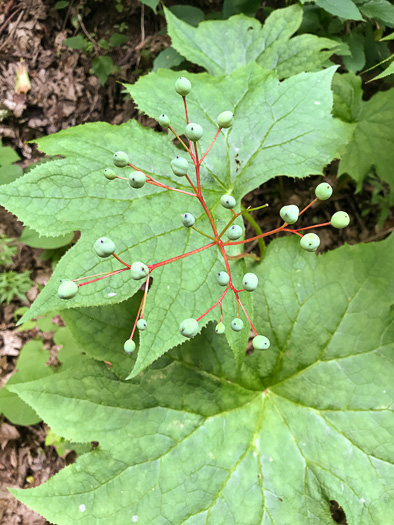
[57,75,350,360]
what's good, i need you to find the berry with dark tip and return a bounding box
[130,262,149,280]
[158,114,170,127]
[220,195,236,209]
[231,318,244,332]
[179,318,199,338]
[315,182,332,200]
[58,280,78,300]
[137,319,147,331]
[124,340,136,353]
[215,322,225,334]
[113,151,129,167]
[175,77,191,96]
[331,211,350,229]
[217,271,230,286]
[181,213,195,227]
[104,168,117,180]
[300,233,320,252]
[94,237,116,258]
[185,123,203,142]
[217,111,234,128]
[242,273,258,292]
[280,205,299,224]
[253,335,270,350]
[171,156,188,177]
[227,224,243,240]
[129,171,146,189]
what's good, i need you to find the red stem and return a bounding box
[196,288,229,322]
[293,222,331,232]
[113,253,131,268]
[148,242,216,271]
[77,268,128,287]
[199,129,221,166]
[299,198,318,216]
[238,298,258,336]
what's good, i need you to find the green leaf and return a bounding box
[315,0,363,20]
[332,71,363,122]
[165,5,347,78]
[168,5,204,27]
[334,75,394,190]
[63,35,88,50]
[222,0,261,18]
[109,33,128,47]
[0,144,21,166]
[90,56,114,85]
[20,226,74,249]
[9,235,394,524]
[153,46,185,72]
[357,0,394,27]
[369,56,394,80]
[0,64,352,377]
[54,0,69,9]
[0,164,23,186]
[139,0,159,13]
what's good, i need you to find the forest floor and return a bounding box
[0,1,392,524]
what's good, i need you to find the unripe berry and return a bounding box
[217,271,230,286]
[158,113,170,127]
[113,151,129,167]
[280,205,299,224]
[129,171,146,189]
[130,261,149,280]
[137,319,147,331]
[124,339,135,353]
[179,318,199,338]
[253,335,270,350]
[300,233,320,252]
[58,280,78,300]
[220,194,236,209]
[181,213,195,227]
[217,111,234,128]
[185,123,203,142]
[104,168,117,180]
[215,322,225,334]
[242,273,258,292]
[331,211,350,229]
[315,182,332,200]
[175,77,191,96]
[227,224,243,240]
[94,237,116,258]
[231,318,244,332]
[171,156,188,177]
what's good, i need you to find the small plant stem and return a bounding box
[282,229,303,238]
[182,97,196,163]
[185,174,198,194]
[168,125,192,154]
[241,206,265,257]
[238,298,258,336]
[219,301,223,322]
[113,253,131,268]
[293,221,331,232]
[199,129,221,166]
[72,270,116,282]
[191,226,215,240]
[196,288,228,322]
[140,273,150,318]
[149,242,216,271]
[116,176,129,180]
[194,143,200,190]
[224,225,288,246]
[183,96,189,124]
[219,203,270,240]
[130,300,143,340]
[146,179,196,197]
[77,268,128,287]
[299,198,318,216]
[227,252,260,261]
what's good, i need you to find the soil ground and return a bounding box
[0,1,392,524]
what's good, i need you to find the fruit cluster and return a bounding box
[57,77,350,358]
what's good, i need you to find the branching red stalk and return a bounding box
[238,298,258,336]
[148,242,216,271]
[113,253,131,268]
[196,288,229,322]
[199,129,221,166]
[77,268,128,287]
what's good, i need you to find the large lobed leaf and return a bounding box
[0,63,352,377]
[9,234,394,524]
[165,4,348,79]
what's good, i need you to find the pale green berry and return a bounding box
[94,237,116,258]
[217,271,230,286]
[137,319,147,331]
[179,318,199,338]
[280,205,299,224]
[175,77,191,96]
[181,213,195,227]
[124,339,136,353]
[130,261,149,280]
[217,111,234,128]
[315,182,333,200]
[227,224,243,240]
[129,171,146,189]
[185,123,203,142]
[253,335,270,350]
[331,211,350,229]
[220,194,236,209]
[300,233,320,252]
[113,151,129,167]
[231,318,244,332]
[215,322,225,334]
[104,168,117,180]
[242,273,258,292]
[171,156,188,177]
[58,280,78,300]
[158,113,170,127]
